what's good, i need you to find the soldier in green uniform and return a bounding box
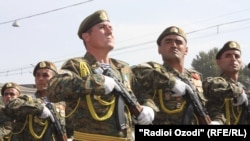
[3,61,67,141]
[132,26,209,125]
[32,61,66,136]
[47,9,154,141]
[0,82,20,141]
[203,41,249,125]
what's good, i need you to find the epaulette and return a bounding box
[131,62,153,69]
[185,68,203,80]
[111,58,129,67]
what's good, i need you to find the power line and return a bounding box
[1,18,250,77]
[114,18,250,52]
[0,0,94,25]
[188,18,250,34]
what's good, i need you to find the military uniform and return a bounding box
[0,106,13,141]
[47,10,155,141]
[3,61,67,141]
[33,61,67,140]
[3,95,56,141]
[48,53,135,140]
[132,25,208,125]
[203,41,249,125]
[132,61,206,124]
[34,90,66,140]
[6,96,66,141]
[0,82,20,141]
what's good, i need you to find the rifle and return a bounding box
[180,78,211,125]
[46,103,68,141]
[102,68,143,117]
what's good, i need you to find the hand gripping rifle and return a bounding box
[102,68,143,129]
[46,103,68,141]
[181,78,211,125]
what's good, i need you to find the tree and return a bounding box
[239,64,250,88]
[191,47,220,79]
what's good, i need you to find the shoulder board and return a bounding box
[61,57,86,68]
[185,68,203,80]
[111,58,129,66]
[132,61,162,69]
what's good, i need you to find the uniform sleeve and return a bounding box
[3,95,43,119]
[202,77,243,98]
[0,108,13,138]
[132,61,176,91]
[47,69,107,103]
[131,61,176,112]
[202,77,230,124]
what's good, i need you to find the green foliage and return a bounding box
[191,47,220,78]
[239,65,250,88]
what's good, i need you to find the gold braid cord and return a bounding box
[87,95,115,121]
[80,61,115,121]
[28,115,48,139]
[9,115,48,140]
[158,89,186,114]
[11,116,28,135]
[223,98,242,125]
[63,98,81,118]
[152,64,186,114]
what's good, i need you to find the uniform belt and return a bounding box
[73,131,132,141]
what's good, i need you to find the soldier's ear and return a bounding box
[158,46,162,55]
[185,46,188,55]
[82,32,89,42]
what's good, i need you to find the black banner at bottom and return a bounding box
[135,125,249,140]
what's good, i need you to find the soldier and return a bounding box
[132,26,209,125]
[3,83,54,141]
[3,61,67,141]
[32,61,66,136]
[0,82,20,141]
[203,41,249,125]
[47,9,154,141]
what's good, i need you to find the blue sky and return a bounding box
[1,0,250,84]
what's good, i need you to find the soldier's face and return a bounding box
[158,35,188,62]
[216,50,242,74]
[83,21,114,52]
[35,69,55,92]
[2,88,20,105]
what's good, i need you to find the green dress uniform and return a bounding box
[3,95,59,141]
[202,40,249,125]
[132,61,206,125]
[203,74,249,124]
[47,53,135,141]
[34,91,66,134]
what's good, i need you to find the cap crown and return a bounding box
[157,26,187,45]
[1,82,21,96]
[216,41,241,59]
[77,10,109,39]
[33,61,57,76]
